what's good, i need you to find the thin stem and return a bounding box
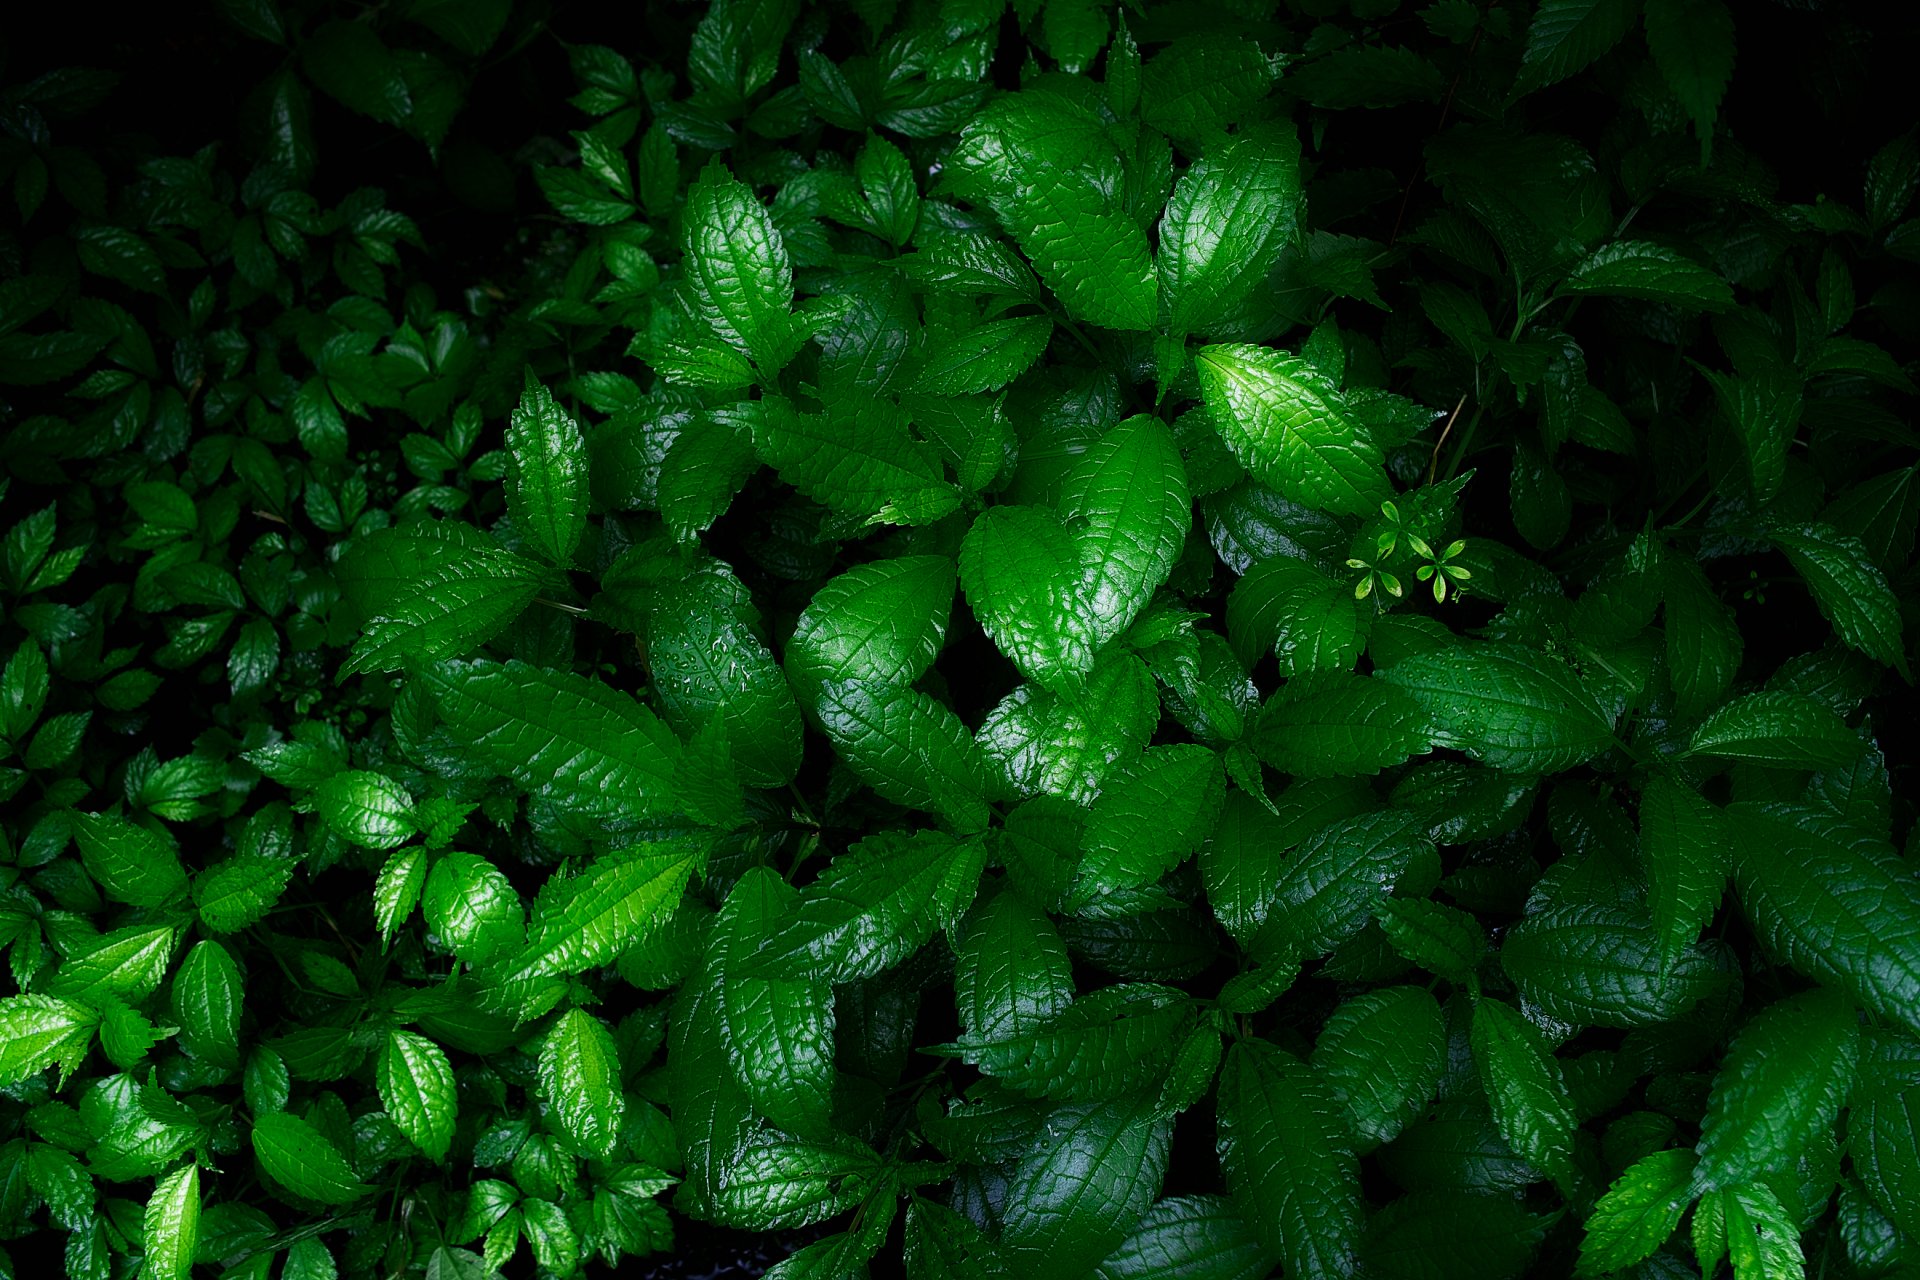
[1427,393,1469,486]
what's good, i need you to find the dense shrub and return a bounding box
[2,1,1918,1278]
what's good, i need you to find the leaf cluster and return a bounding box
[1,1,1918,1279]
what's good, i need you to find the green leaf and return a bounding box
[69,811,188,907]
[1093,1194,1274,1280]
[423,852,524,967]
[955,95,1157,330]
[786,556,955,702]
[1252,809,1436,964]
[172,940,242,1069]
[1514,0,1641,94]
[1374,898,1487,985]
[749,830,986,983]
[748,398,960,526]
[1639,777,1731,973]
[379,1030,458,1163]
[1686,690,1866,768]
[1140,34,1274,148]
[1768,522,1909,677]
[1662,554,1742,718]
[1311,986,1446,1151]
[505,372,589,566]
[1073,745,1225,906]
[957,887,1074,1045]
[1251,673,1432,779]
[1716,1181,1804,1280]
[1378,642,1616,774]
[704,1131,884,1231]
[375,846,428,945]
[1226,558,1365,675]
[540,1009,625,1159]
[979,652,1160,806]
[420,659,682,822]
[646,561,803,788]
[142,1163,200,1280]
[1561,241,1733,310]
[1059,416,1193,652]
[49,925,178,1005]
[714,869,835,1138]
[1001,1096,1173,1273]
[1159,124,1303,336]
[956,983,1194,1103]
[961,505,1102,690]
[1694,987,1860,1191]
[1472,996,1578,1189]
[313,770,415,849]
[515,837,706,979]
[1848,1050,1920,1241]
[912,316,1052,396]
[338,522,551,676]
[658,410,760,541]
[1,639,47,740]
[252,1111,373,1205]
[683,161,800,375]
[1501,901,1714,1027]
[1194,345,1390,518]
[0,994,96,1085]
[815,680,990,833]
[1697,363,1801,502]
[1643,0,1735,161]
[25,1142,93,1229]
[1217,1039,1361,1280]
[1575,1149,1697,1277]
[1730,802,1920,1037]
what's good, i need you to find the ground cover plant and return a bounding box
[1,0,1918,1277]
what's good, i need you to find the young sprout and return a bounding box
[1413,538,1473,602]
[1347,557,1403,602]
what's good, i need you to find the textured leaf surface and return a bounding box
[1252,810,1436,965]
[1217,1039,1361,1280]
[683,161,799,374]
[1731,802,1920,1036]
[506,372,589,565]
[714,869,835,1137]
[338,522,550,676]
[1694,987,1860,1190]
[1379,642,1615,773]
[1562,241,1733,310]
[70,811,187,907]
[142,1164,199,1280]
[1311,986,1445,1150]
[1074,745,1225,905]
[1194,345,1389,518]
[750,831,986,983]
[540,1008,626,1158]
[1252,673,1432,778]
[421,659,681,820]
[816,680,989,832]
[1515,0,1640,92]
[1472,997,1578,1189]
[1503,901,1714,1027]
[1639,777,1732,973]
[379,1030,457,1162]
[1159,124,1302,334]
[1002,1096,1173,1274]
[252,1112,372,1205]
[1769,522,1909,676]
[786,556,954,702]
[1687,690,1865,768]
[1575,1149,1697,1276]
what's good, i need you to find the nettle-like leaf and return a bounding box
[6,2,1917,1276]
